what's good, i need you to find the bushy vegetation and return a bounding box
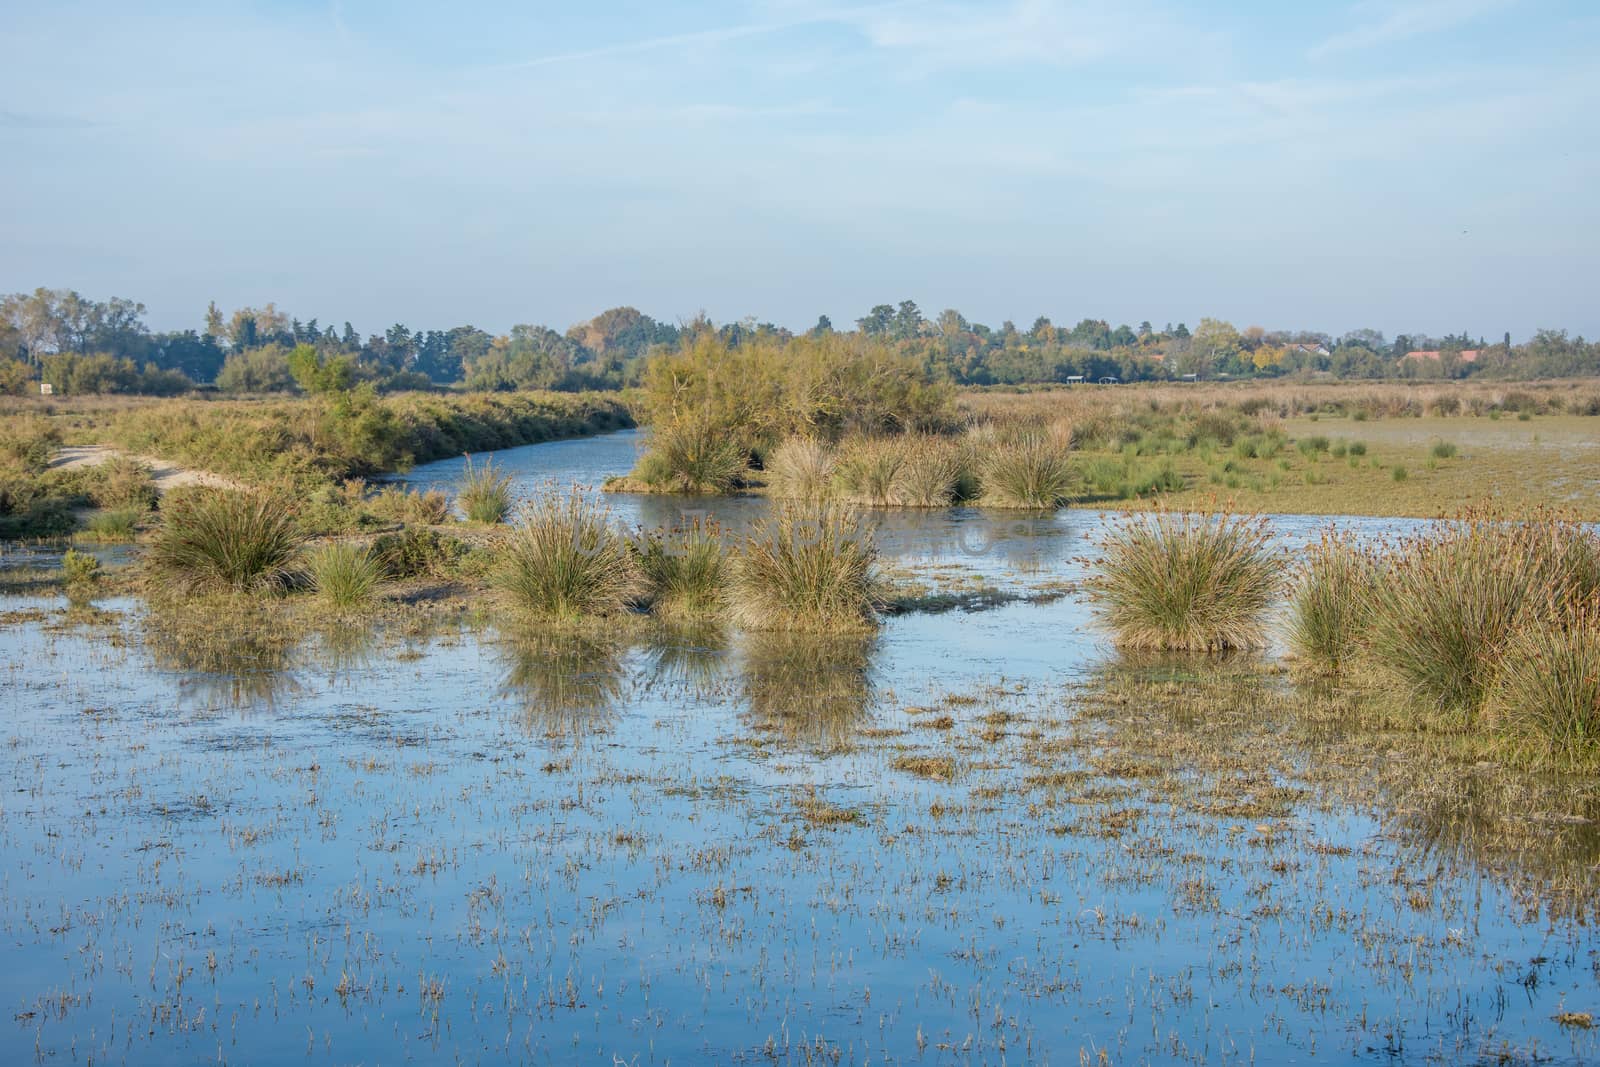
[1286,532,1375,672]
[1486,613,1600,760]
[1360,517,1599,720]
[457,457,513,524]
[634,518,728,618]
[305,542,385,608]
[147,488,304,595]
[764,437,836,500]
[1090,511,1280,651]
[494,488,639,621]
[628,332,953,490]
[634,416,748,494]
[978,430,1074,509]
[61,548,100,585]
[732,503,878,633]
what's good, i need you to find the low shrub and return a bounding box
[305,542,385,608]
[1430,441,1458,459]
[733,503,878,632]
[61,548,100,584]
[371,526,467,579]
[147,488,304,595]
[367,485,450,525]
[494,488,639,620]
[1090,511,1280,652]
[0,417,60,473]
[1391,465,1408,482]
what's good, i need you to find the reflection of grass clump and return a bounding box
[742,631,875,750]
[1090,511,1279,652]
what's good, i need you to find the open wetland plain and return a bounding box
[4,427,1600,1065]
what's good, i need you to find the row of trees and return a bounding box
[2,287,1596,397]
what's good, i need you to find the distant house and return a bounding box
[1288,343,1330,357]
[1403,349,1480,364]
[1065,374,1084,384]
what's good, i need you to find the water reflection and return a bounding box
[495,626,627,744]
[740,631,877,752]
[143,609,301,710]
[641,621,732,696]
[1383,763,1600,923]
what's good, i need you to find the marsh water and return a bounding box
[3,430,1598,1064]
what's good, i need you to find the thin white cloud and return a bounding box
[1311,0,1520,58]
[488,1,922,71]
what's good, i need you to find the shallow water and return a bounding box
[3,431,1598,1065]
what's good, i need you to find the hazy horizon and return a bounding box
[3,0,1595,340]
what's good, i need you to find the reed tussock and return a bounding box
[635,518,729,618]
[834,437,904,506]
[1090,511,1280,651]
[978,431,1075,509]
[733,503,878,632]
[764,437,835,500]
[147,488,304,595]
[893,435,970,506]
[1363,516,1600,719]
[1287,531,1376,672]
[1486,611,1600,759]
[638,416,747,494]
[306,542,385,608]
[494,488,639,620]
[457,456,513,524]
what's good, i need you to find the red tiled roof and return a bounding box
[1403,349,1480,363]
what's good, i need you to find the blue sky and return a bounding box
[1,0,1595,340]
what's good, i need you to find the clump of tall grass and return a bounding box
[457,457,513,523]
[82,507,142,542]
[368,484,450,525]
[640,416,747,494]
[1287,531,1376,672]
[494,488,639,621]
[893,435,970,506]
[733,503,878,632]
[1090,511,1280,652]
[305,542,385,608]
[1485,611,1600,759]
[834,437,905,506]
[1430,440,1458,459]
[147,488,304,595]
[765,437,835,500]
[1362,517,1600,720]
[634,518,728,618]
[979,431,1074,509]
[88,457,159,511]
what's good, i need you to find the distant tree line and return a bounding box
[1,287,1595,397]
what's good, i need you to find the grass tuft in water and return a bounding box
[733,502,878,632]
[1287,531,1376,673]
[147,488,304,595]
[494,487,639,621]
[1090,510,1280,652]
[306,541,385,608]
[635,518,729,618]
[764,437,835,500]
[1487,610,1600,760]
